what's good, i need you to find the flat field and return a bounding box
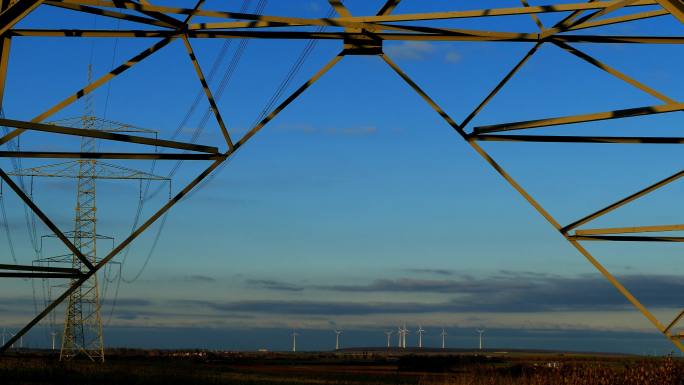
[0,350,682,385]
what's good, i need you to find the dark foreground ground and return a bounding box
[1,349,683,385]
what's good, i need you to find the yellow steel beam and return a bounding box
[655,0,684,23]
[461,43,542,129]
[0,117,219,153]
[382,52,564,231]
[380,53,462,132]
[521,0,544,30]
[120,0,183,28]
[0,35,10,111]
[0,37,174,146]
[562,169,684,232]
[586,0,641,20]
[552,0,599,29]
[474,103,684,134]
[9,29,177,37]
[43,1,176,28]
[328,0,352,17]
[181,0,205,24]
[474,135,684,144]
[9,26,684,44]
[342,0,657,22]
[0,272,82,278]
[542,0,642,37]
[0,263,81,274]
[567,238,680,348]
[181,35,234,150]
[666,309,684,333]
[56,0,657,24]
[567,9,669,31]
[0,151,220,160]
[556,36,684,44]
[10,29,684,46]
[570,235,684,241]
[576,224,684,235]
[0,0,44,36]
[377,0,402,16]
[0,168,95,271]
[186,16,406,34]
[0,263,83,278]
[236,53,344,148]
[14,28,541,42]
[556,41,673,103]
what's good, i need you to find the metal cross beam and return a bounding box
[656,0,684,22]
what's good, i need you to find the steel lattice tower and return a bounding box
[60,89,105,361]
[6,65,167,360]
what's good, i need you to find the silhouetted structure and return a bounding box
[1,0,684,355]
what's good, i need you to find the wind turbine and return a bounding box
[397,326,403,348]
[384,330,393,348]
[401,324,409,348]
[334,329,342,350]
[50,330,58,351]
[416,325,425,348]
[6,331,21,349]
[440,328,447,349]
[291,331,299,352]
[477,329,485,351]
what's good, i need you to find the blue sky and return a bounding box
[2,1,684,354]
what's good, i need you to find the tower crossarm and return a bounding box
[45,116,157,135]
[7,160,169,180]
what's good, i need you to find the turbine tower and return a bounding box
[416,325,425,348]
[384,330,393,348]
[403,324,408,349]
[291,331,299,352]
[398,324,408,348]
[334,329,342,350]
[477,329,485,351]
[50,331,58,351]
[440,328,447,349]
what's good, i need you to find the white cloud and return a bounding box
[330,126,377,136]
[444,50,462,63]
[385,42,463,64]
[278,124,378,136]
[384,41,435,61]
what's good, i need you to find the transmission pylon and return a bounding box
[60,65,104,361]
[7,66,169,361]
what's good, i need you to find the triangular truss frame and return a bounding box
[1,0,684,354]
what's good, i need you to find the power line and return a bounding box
[113,0,327,306]
[118,0,260,283]
[187,8,335,199]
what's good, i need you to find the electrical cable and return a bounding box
[117,0,253,256]
[118,0,260,283]
[100,18,122,307]
[0,182,17,265]
[186,8,335,199]
[109,1,329,320]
